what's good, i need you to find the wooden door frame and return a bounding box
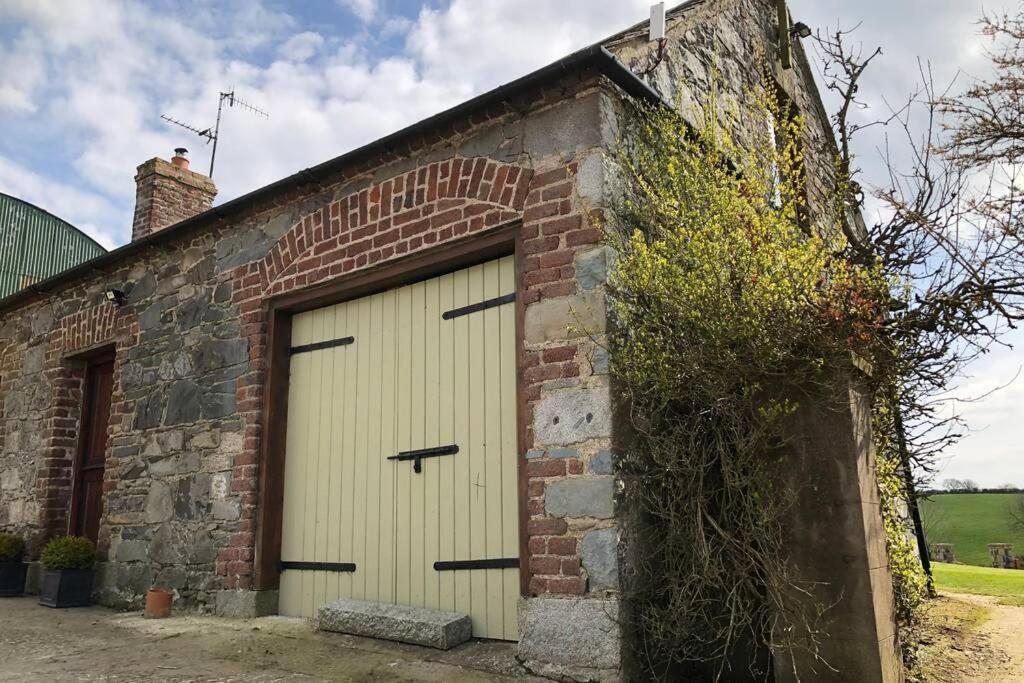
[254,221,530,594]
[67,344,116,538]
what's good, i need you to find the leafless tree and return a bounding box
[814,14,1024,489]
[939,11,1024,167]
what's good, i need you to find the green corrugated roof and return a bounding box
[0,192,107,298]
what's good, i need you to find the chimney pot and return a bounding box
[171,147,190,170]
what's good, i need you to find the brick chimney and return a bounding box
[132,148,217,241]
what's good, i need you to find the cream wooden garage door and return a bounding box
[278,255,520,640]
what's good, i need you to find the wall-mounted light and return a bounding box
[104,289,127,306]
[789,22,812,39]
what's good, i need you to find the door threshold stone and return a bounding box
[318,599,473,650]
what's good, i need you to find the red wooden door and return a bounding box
[73,359,113,543]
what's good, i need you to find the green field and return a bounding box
[920,493,1024,566]
[932,562,1024,606]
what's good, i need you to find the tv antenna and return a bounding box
[160,88,269,178]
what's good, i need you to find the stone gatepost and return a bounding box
[931,544,955,564]
[774,367,904,682]
[988,544,1014,569]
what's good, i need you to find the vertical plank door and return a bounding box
[279,255,520,640]
[73,358,114,544]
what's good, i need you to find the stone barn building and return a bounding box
[0,1,902,680]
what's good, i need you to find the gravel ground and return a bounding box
[915,592,1024,682]
[0,597,545,682]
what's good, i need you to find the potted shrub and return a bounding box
[38,536,95,608]
[0,533,28,597]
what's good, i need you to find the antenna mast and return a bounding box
[160,88,269,178]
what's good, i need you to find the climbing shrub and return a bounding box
[872,395,929,668]
[606,90,896,679]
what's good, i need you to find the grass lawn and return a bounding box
[932,562,1024,606]
[920,493,1024,566]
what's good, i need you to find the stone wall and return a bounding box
[989,543,1014,569]
[931,543,955,563]
[606,0,839,225]
[774,369,903,682]
[0,72,621,620]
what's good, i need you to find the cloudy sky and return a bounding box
[0,0,1020,486]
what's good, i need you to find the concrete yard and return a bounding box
[0,597,546,682]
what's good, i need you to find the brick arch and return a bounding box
[57,303,132,356]
[259,157,532,296]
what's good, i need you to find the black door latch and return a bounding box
[387,444,459,473]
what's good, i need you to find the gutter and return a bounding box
[0,46,660,316]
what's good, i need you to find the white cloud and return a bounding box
[0,30,45,113]
[0,85,33,113]
[337,0,377,24]
[279,32,324,62]
[380,15,413,39]
[407,1,650,89]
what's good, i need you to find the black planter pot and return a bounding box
[0,561,28,597]
[38,568,93,608]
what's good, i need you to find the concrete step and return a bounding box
[317,599,473,650]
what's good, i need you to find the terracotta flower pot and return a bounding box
[144,588,173,619]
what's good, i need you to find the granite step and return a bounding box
[317,599,473,650]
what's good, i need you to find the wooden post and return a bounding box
[776,0,792,70]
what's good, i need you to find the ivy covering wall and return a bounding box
[606,87,926,679]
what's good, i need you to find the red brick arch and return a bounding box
[58,304,131,355]
[258,157,532,297]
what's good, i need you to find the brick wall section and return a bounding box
[218,285,264,590]
[33,360,83,545]
[517,162,615,597]
[36,306,138,555]
[60,304,124,355]
[132,158,217,241]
